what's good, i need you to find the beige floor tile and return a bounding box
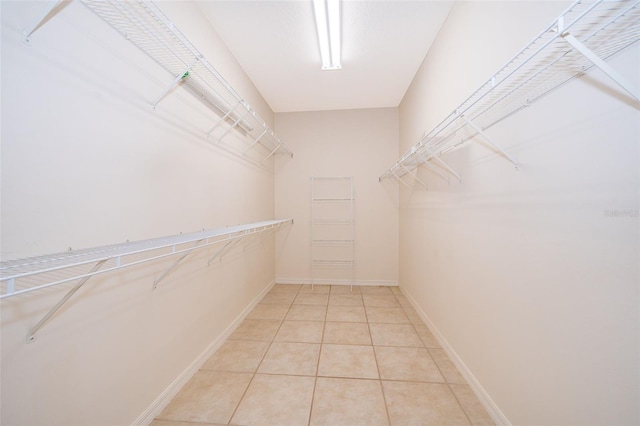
[366,306,410,324]
[257,342,320,376]
[331,285,361,294]
[230,374,315,425]
[246,303,290,320]
[390,286,403,296]
[382,381,470,425]
[402,306,425,325]
[261,291,297,305]
[201,340,269,373]
[363,295,401,307]
[326,305,367,322]
[329,293,364,306]
[310,378,389,426]
[271,284,302,293]
[158,371,252,424]
[360,285,394,295]
[228,319,281,342]
[414,323,441,348]
[369,323,424,347]
[286,304,327,321]
[450,384,495,425]
[323,321,372,345]
[429,348,466,384]
[274,320,324,343]
[395,294,412,307]
[375,346,444,382]
[300,284,331,293]
[150,420,223,426]
[318,344,379,379]
[294,292,330,306]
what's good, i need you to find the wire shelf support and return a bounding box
[380,0,640,187]
[22,0,293,164]
[0,219,293,342]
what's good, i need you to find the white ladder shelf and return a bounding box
[310,177,355,290]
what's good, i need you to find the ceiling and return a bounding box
[198,1,454,113]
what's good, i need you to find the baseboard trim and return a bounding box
[401,287,511,426]
[132,280,276,426]
[276,277,398,287]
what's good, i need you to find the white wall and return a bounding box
[1,1,284,424]
[274,108,399,286]
[397,1,639,425]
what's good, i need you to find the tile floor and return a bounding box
[151,285,494,426]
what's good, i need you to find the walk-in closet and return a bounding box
[1,0,638,424]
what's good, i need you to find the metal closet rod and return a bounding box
[380,0,640,185]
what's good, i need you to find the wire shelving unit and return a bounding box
[310,177,354,290]
[0,219,293,342]
[380,0,640,187]
[24,0,293,164]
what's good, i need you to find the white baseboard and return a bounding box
[132,280,276,426]
[276,277,398,287]
[401,287,511,426]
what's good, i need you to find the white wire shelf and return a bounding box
[0,219,293,342]
[380,0,640,186]
[25,0,293,164]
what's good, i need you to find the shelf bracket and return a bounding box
[23,0,68,44]
[152,59,199,109]
[153,239,203,289]
[401,164,428,189]
[391,169,412,189]
[432,156,462,182]
[561,32,640,102]
[417,158,450,184]
[218,107,252,142]
[461,115,519,169]
[26,258,108,343]
[243,130,268,155]
[260,143,282,164]
[207,237,242,265]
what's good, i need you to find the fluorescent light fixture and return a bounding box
[313,0,341,70]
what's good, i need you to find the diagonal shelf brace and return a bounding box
[260,143,282,164]
[153,239,204,289]
[391,169,412,190]
[561,32,640,102]
[23,0,67,43]
[207,100,243,138]
[243,130,268,155]
[152,59,199,108]
[207,237,242,265]
[218,108,252,142]
[401,164,428,189]
[27,258,108,343]
[432,156,462,182]
[462,115,519,169]
[418,158,450,185]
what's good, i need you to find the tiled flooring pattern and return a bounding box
[152,285,494,426]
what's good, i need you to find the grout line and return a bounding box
[225,285,301,424]
[447,382,475,426]
[308,287,328,426]
[366,302,393,426]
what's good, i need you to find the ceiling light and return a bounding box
[313,0,341,70]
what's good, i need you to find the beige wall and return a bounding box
[274,108,399,286]
[1,1,282,424]
[398,2,639,425]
